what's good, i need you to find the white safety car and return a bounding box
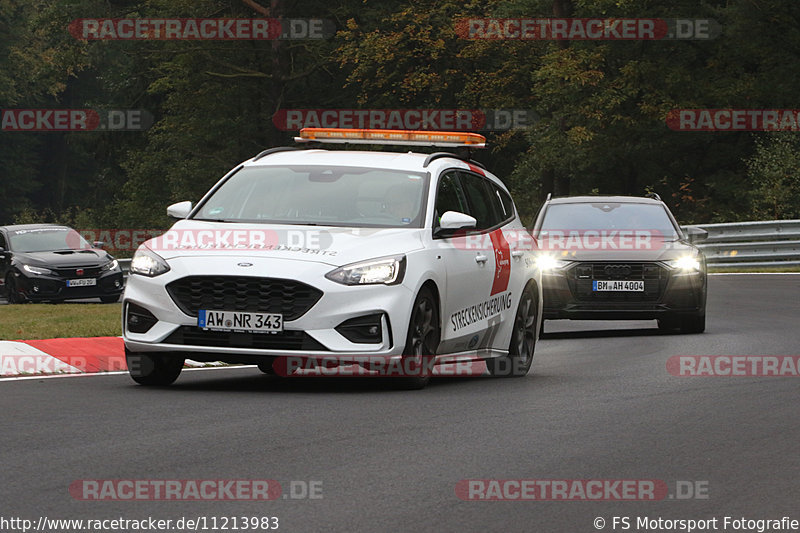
[122,128,542,388]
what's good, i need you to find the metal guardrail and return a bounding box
[681,220,800,269]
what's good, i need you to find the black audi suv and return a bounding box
[532,194,707,334]
[0,224,124,304]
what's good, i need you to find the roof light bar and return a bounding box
[295,128,486,148]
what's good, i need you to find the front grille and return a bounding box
[166,276,323,320]
[163,327,328,351]
[52,266,102,277]
[569,262,667,302]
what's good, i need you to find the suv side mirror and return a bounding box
[167,201,192,219]
[93,241,105,249]
[684,226,708,243]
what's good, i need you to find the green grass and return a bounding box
[0,303,122,340]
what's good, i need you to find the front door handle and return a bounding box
[475,254,488,264]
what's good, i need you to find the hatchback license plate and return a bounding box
[593,280,644,292]
[67,278,97,287]
[198,310,283,332]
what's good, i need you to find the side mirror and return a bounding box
[167,201,192,219]
[93,241,105,249]
[684,226,708,243]
[439,211,477,231]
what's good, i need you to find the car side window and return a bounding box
[459,172,501,230]
[434,172,469,224]
[0,233,5,250]
[493,184,515,223]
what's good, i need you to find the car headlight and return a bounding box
[22,264,53,276]
[535,254,571,272]
[325,255,406,286]
[667,255,702,272]
[130,247,170,277]
[100,259,119,272]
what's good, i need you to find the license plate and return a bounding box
[198,310,283,332]
[67,278,97,287]
[593,280,644,292]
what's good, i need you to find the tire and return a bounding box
[679,313,706,334]
[657,317,678,331]
[487,284,538,377]
[126,348,184,386]
[257,356,278,375]
[5,275,22,304]
[395,285,440,390]
[101,295,120,304]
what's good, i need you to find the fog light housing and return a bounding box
[335,314,386,344]
[126,302,158,334]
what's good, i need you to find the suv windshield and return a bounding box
[195,166,429,228]
[9,227,92,252]
[539,202,680,240]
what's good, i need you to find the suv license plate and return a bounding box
[593,280,644,292]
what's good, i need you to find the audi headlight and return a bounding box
[325,255,406,286]
[667,255,702,272]
[100,259,119,272]
[130,247,170,277]
[535,254,571,272]
[22,264,53,276]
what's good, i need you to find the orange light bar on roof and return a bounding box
[295,128,487,148]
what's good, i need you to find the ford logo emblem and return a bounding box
[237,262,253,267]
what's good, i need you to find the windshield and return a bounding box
[8,227,92,252]
[194,166,429,228]
[539,202,680,240]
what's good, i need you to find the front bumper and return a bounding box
[542,262,706,319]
[122,256,416,361]
[14,269,124,302]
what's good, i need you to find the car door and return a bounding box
[432,170,501,354]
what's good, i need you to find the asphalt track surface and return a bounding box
[1,274,798,532]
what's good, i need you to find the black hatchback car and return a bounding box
[532,195,707,334]
[0,224,124,304]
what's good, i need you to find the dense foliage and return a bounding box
[2,0,799,229]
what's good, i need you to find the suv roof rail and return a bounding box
[422,152,486,170]
[253,146,304,161]
[645,192,662,202]
[546,193,552,201]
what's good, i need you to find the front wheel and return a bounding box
[679,313,705,334]
[5,275,22,304]
[126,348,184,386]
[486,284,538,377]
[396,286,440,390]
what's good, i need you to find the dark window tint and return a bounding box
[459,172,500,230]
[434,172,468,222]
[492,184,515,222]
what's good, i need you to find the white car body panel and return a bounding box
[123,149,542,366]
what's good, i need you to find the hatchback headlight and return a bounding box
[130,247,170,277]
[22,264,53,276]
[100,259,119,272]
[325,255,406,285]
